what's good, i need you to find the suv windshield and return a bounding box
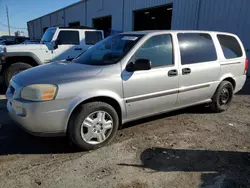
[74,34,143,65]
[41,28,56,43]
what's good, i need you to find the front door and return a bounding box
[122,34,179,121]
[177,33,220,107]
[53,30,81,61]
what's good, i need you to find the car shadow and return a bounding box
[122,104,211,130]
[119,148,250,187]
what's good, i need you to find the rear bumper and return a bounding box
[234,75,247,93]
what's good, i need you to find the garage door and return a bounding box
[133,4,173,31]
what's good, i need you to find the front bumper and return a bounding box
[6,85,70,136]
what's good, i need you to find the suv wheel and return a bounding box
[210,81,234,113]
[69,102,119,150]
[4,63,32,87]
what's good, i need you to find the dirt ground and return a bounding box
[0,79,250,188]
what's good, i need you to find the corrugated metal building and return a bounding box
[27,0,250,58]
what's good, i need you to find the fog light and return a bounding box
[16,107,26,117]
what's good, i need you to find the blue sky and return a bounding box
[0,0,80,35]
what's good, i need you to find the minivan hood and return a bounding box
[6,44,45,52]
[13,61,104,86]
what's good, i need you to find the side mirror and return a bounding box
[126,59,152,72]
[52,39,61,49]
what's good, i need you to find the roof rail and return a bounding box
[58,26,96,30]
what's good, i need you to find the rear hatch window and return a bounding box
[217,35,243,59]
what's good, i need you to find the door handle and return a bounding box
[74,48,82,51]
[182,68,191,75]
[168,69,178,77]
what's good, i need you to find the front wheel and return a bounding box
[210,81,234,113]
[68,102,119,150]
[4,62,33,87]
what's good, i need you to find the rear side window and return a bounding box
[85,31,103,45]
[217,35,243,59]
[178,33,217,65]
[58,31,80,45]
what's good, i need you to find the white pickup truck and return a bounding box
[0,27,104,87]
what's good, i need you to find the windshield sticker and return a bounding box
[122,36,138,41]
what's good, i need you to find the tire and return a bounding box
[68,102,119,151]
[210,81,234,113]
[3,62,33,87]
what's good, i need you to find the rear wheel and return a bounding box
[210,81,234,113]
[68,102,119,150]
[3,62,32,87]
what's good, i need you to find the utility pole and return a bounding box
[6,5,11,35]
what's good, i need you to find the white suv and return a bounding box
[0,27,104,86]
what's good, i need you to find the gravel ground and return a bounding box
[0,79,250,188]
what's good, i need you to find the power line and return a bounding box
[1,6,27,32]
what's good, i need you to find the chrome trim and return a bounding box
[220,62,241,65]
[126,84,211,103]
[179,84,210,93]
[126,89,178,103]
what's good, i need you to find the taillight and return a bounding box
[245,58,249,74]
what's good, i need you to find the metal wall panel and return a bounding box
[197,0,250,74]
[197,0,250,46]
[50,10,64,27]
[171,0,200,29]
[86,0,124,31]
[27,22,34,39]
[41,15,50,33]
[33,19,42,39]
[64,2,86,26]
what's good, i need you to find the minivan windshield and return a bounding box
[41,28,56,43]
[74,34,143,65]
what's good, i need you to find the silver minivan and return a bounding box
[6,31,248,150]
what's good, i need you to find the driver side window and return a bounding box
[135,34,173,68]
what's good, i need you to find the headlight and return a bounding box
[21,84,58,101]
[0,47,6,53]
